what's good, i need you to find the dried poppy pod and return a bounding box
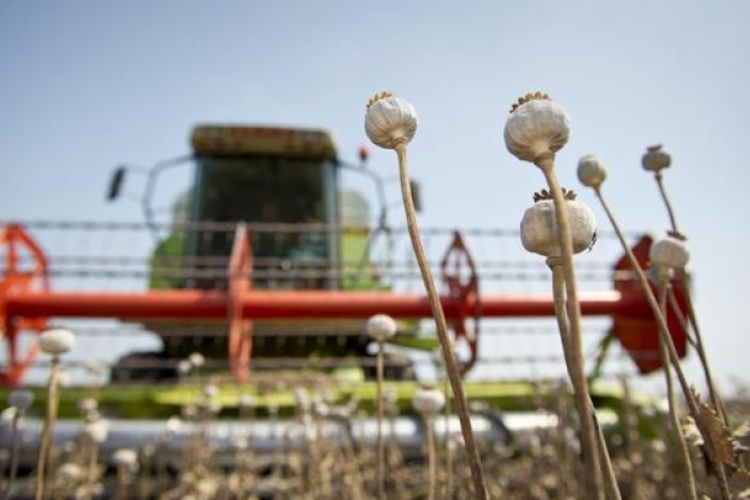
[504,91,571,165]
[650,235,689,269]
[39,328,76,356]
[165,416,182,435]
[642,144,671,173]
[112,448,138,471]
[203,383,219,399]
[412,385,446,415]
[520,189,597,257]
[56,463,82,482]
[77,397,98,415]
[365,91,418,149]
[188,352,205,368]
[577,155,607,189]
[366,313,398,343]
[83,419,109,443]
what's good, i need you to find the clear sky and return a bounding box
[1,2,749,392]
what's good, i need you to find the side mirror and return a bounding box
[410,179,423,213]
[107,167,127,201]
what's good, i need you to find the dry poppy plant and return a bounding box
[7,92,750,500]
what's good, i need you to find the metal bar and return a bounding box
[0,413,514,469]
[5,289,640,321]
[1,219,643,238]
[15,269,621,282]
[15,254,616,270]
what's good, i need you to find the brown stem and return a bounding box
[548,258,574,367]
[548,258,621,500]
[335,416,365,500]
[592,410,621,500]
[654,172,681,237]
[35,357,60,500]
[669,289,729,424]
[376,341,385,500]
[395,142,487,499]
[593,187,731,500]
[658,276,698,500]
[445,434,454,499]
[651,169,738,490]
[2,411,22,500]
[116,466,128,500]
[443,375,452,499]
[138,450,151,500]
[653,170,728,423]
[83,443,99,500]
[425,415,437,500]
[538,156,604,500]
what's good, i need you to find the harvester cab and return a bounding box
[111,126,344,289]
[105,125,421,380]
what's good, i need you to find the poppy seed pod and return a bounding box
[203,384,219,399]
[112,448,138,470]
[504,92,571,164]
[365,91,418,149]
[239,395,255,409]
[208,401,223,415]
[78,397,98,414]
[39,328,76,356]
[520,189,597,257]
[642,144,671,173]
[165,416,182,434]
[57,463,82,482]
[650,235,689,269]
[188,352,205,368]
[366,314,398,342]
[83,419,109,443]
[412,386,446,415]
[577,155,607,189]
[57,370,71,387]
[176,360,191,375]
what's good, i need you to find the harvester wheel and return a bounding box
[440,231,480,375]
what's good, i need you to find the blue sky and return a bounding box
[1,2,749,391]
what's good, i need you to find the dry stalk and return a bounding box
[547,257,621,500]
[2,407,24,500]
[115,464,129,500]
[652,170,727,426]
[419,412,438,500]
[395,141,487,499]
[592,185,732,499]
[81,437,100,500]
[332,412,366,500]
[537,154,606,500]
[444,375,454,499]
[445,436,456,499]
[35,356,61,500]
[668,289,730,425]
[654,172,681,237]
[657,276,698,499]
[376,340,385,500]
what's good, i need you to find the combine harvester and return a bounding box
[0,125,688,461]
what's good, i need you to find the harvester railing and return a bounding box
[0,220,685,387]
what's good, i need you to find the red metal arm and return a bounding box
[5,289,631,321]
